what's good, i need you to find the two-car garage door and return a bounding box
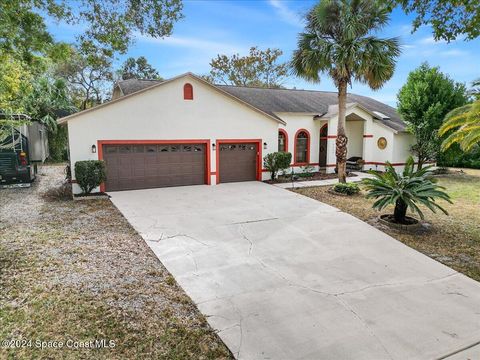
[102,142,259,191]
[103,143,206,191]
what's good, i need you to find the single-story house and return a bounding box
[58,72,415,194]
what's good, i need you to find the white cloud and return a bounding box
[438,49,469,57]
[268,0,304,28]
[137,33,246,55]
[418,36,447,45]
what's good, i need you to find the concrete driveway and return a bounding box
[110,182,480,359]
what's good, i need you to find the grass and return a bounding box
[0,166,232,359]
[293,169,480,282]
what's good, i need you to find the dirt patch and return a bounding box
[0,165,231,359]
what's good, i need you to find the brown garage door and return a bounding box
[218,143,257,183]
[103,143,206,191]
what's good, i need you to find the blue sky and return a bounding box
[48,0,480,106]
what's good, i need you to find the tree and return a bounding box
[22,76,76,161]
[205,47,288,88]
[292,0,400,183]
[390,0,480,42]
[119,56,162,80]
[439,100,480,153]
[0,55,32,113]
[0,1,54,66]
[363,157,451,224]
[397,63,467,169]
[1,0,183,60]
[470,78,480,100]
[56,48,113,110]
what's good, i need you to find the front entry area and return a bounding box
[102,142,207,191]
[217,141,259,183]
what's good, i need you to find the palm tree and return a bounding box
[470,78,480,100]
[439,100,480,152]
[291,0,400,183]
[362,157,451,224]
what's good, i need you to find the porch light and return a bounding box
[91,144,96,153]
[212,143,216,151]
[263,142,267,149]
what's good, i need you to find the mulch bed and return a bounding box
[264,171,357,184]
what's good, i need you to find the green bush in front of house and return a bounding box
[263,152,292,180]
[74,160,106,194]
[333,182,360,195]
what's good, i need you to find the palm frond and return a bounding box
[362,155,451,222]
[440,100,480,152]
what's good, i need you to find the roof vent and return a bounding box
[373,111,390,120]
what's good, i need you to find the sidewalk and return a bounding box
[272,171,374,189]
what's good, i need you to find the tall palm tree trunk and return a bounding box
[336,81,348,183]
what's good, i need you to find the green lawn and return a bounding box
[294,169,480,281]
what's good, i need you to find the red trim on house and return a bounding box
[215,139,262,184]
[183,83,193,100]
[294,128,311,165]
[363,134,374,138]
[278,128,288,152]
[210,172,217,175]
[97,139,211,192]
[326,135,337,139]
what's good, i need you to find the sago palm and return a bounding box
[362,157,451,224]
[439,100,480,152]
[291,0,400,183]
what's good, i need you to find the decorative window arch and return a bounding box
[278,129,288,152]
[183,83,193,100]
[294,129,310,164]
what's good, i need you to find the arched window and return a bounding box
[295,129,310,164]
[183,83,193,100]
[278,129,288,152]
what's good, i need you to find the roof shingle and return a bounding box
[115,78,407,132]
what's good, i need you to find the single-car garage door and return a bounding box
[218,142,258,183]
[103,143,206,191]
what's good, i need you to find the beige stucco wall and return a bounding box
[67,75,279,193]
[393,133,415,163]
[275,107,414,175]
[275,112,325,172]
[345,120,364,158]
[66,76,415,193]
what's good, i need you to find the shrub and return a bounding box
[74,160,106,194]
[263,152,292,180]
[362,156,452,224]
[333,182,360,195]
[299,164,315,178]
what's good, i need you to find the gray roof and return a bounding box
[115,78,406,132]
[218,86,406,132]
[116,78,163,96]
